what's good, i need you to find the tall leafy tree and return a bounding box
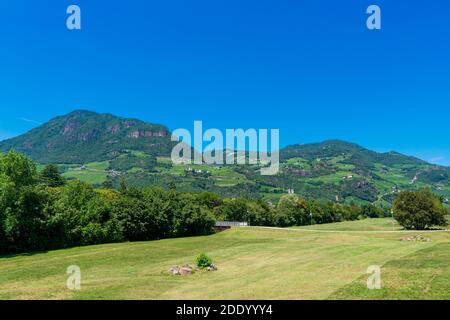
[0,150,36,188]
[40,164,65,187]
[394,189,448,230]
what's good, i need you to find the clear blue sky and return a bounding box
[0,0,449,165]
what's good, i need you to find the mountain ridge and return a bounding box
[0,110,174,164]
[0,110,442,167]
[0,110,448,205]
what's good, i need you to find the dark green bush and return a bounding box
[361,204,385,218]
[196,253,213,269]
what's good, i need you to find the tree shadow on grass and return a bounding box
[0,250,49,260]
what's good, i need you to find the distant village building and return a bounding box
[185,168,211,177]
[109,170,121,177]
[287,189,295,194]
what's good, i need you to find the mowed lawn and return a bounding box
[0,219,449,300]
[296,218,403,231]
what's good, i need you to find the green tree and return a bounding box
[0,151,39,252]
[195,192,223,209]
[361,204,385,218]
[3,186,49,252]
[218,199,248,222]
[119,178,127,193]
[276,195,307,226]
[393,189,448,230]
[171,202,215,237]
[40,164,65,187]
[0,175,16,252]
[0,150,36,187]
[246,200,274,226]
[112,195,164,241]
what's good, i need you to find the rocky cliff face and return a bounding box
[0,110,175,164]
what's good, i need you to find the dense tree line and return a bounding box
[214,195,390,228]
[1,151,446,254]
[0,151,215,254]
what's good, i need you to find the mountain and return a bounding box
[0,110,449,205]
[282,140,426,167]
[260,140,449,205]
[0,110,174,164]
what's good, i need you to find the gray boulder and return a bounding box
[207,264,218,272]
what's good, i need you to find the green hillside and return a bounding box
[0,110,174,164]
[1,219,449,300]
[0,110,449,205]
[253,140,450,205]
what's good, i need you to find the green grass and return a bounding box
[331,243,450,299]
[127,150,150,157]
[285,157,311,169]
[296,218,402,231]
[1,218,449,300]
[260,192,284,203]
[85,161,110,171]
[156,156,173,164]
[156,162,248,187]
[62,161,110,185]
[62,170,108,185]
[306,171,359,184]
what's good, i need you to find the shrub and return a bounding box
[361,204,385,218]
[196,253,213,269]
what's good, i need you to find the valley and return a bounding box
[58,148,450,206]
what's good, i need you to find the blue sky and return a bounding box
[0,0,449,165]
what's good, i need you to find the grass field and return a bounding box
[61,161,110,185]
[1,218,449,300]
[62,170,108,185]
[296,218,403,231]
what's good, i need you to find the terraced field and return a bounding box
[55,143,450,206]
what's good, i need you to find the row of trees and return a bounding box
[0,151,216,254]
[0,150,448,254]
[214,196,389,228]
